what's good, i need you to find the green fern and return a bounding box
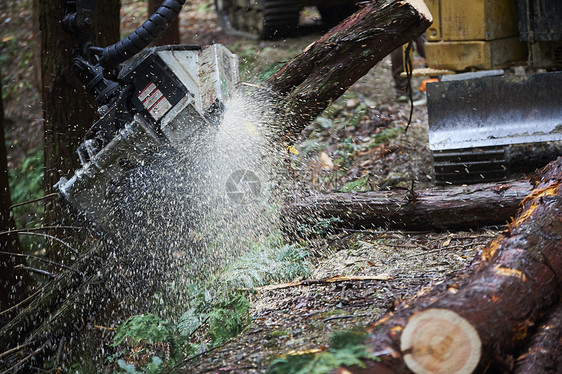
[113,314,176,347]
[112,314,182,372]
[111,232,311,371]
[224,244,311,289]
[267,329,379,374]
[207,294,251,344]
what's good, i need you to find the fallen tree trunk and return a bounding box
[341,157,562,373]
[282,180,533,232]
[513,303,562,374]
[264,0,432,141]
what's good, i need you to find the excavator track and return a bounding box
[215,0,299,39]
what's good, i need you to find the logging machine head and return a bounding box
[56,0,239,231]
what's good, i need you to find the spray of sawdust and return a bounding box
[99,88,287,315]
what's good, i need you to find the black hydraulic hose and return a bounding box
[97,0,185,68]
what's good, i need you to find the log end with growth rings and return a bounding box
[400,308,481,374]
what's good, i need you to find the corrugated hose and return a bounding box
[94,0,186,68]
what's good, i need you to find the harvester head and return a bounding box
[56,44,239,232]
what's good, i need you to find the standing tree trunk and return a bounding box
[148,0,181,45]
[39,0,120,242]
[0,67,30,313]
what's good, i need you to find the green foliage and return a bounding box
[296,217,342,237]
[330,329,370,350]
[339,174,370,193]
[111,232,311,370]
[117,356,163,374]
[196,1,212,12]
[9,147,44,208]
[348,104,368,128]
[333,136,358,169]
[230,43,260,78]
[8,147,45,250]
[207,294,251,344]
[111,314,181,373]
[18,50,33,69]
[267,329,379,374]
[269,330,290,338]
[113,314,177,347]
[370,127,401,147]
[177,307,204,337]
[117,359,144,374]
[296,139,326,161]
[222,232,311,289]
[258,61,284,81]
[276,243,311,280]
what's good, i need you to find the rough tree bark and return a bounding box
[0,68,30,314]
[513,303,562,374]
[282,180,533,232]
[339,157,562,374]
[40,0,120,228]
[264,0,433,141]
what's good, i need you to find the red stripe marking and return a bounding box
[142,87,159,105]
[149,95,166,112]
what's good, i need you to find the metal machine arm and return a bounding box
[62,0,186,106]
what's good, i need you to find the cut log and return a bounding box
[513,303,562,374]
[264,0,433,141]
[283,180,533,232]
[339,157,562,373]
[400,308,482,374]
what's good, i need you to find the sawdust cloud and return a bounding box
[99,89,287,314]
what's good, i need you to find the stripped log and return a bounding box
[283,180,532,232]
[265,0,433,141]
[339,157,562,373]
[513,303,562,374]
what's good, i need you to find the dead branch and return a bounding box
[254,274,391,292]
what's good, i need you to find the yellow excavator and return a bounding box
[420,0,562,184]
[216,0,562,184]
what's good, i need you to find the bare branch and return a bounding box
[9,193,58,209]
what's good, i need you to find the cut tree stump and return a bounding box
[339,157,562,373]
[264,0,433,141]
[283,180,533,232]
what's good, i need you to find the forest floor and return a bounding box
[0,1,512,373]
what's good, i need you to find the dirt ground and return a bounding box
[0,1,507,372]
[183,228,499,373]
